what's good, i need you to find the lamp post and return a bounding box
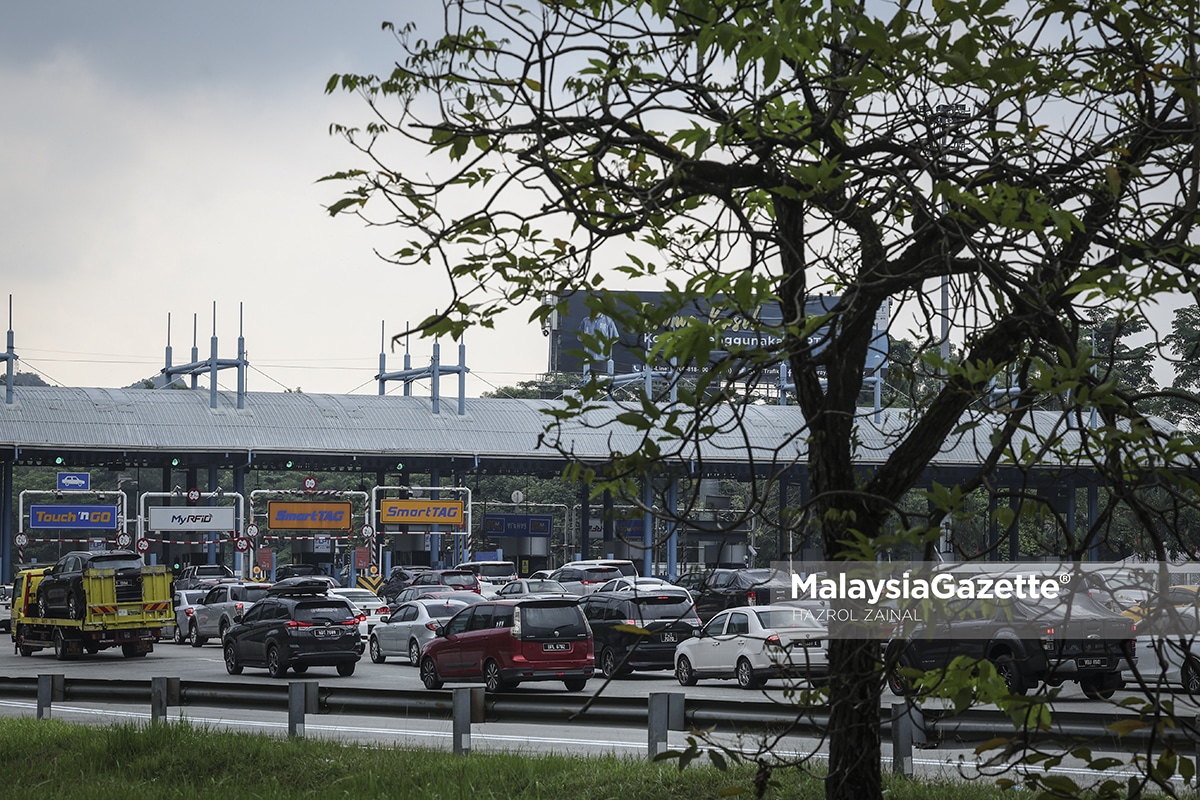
[931,102,971,368]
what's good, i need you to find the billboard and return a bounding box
[29,504,119,530]
[379,499,465,527]
[553,290,889,380]
[148,506,238,532]
[483,513,554,538]
[268,501,352,530]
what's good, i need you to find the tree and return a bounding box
[325,2,1200,797]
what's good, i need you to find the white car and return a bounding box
[369,598,470,665]
[597,576,681,594]
[494,578,574,599]
[329,588,390,638]
[673,604,829,689]
[1123,606,1200,692]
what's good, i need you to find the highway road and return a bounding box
[0,637,1192,788]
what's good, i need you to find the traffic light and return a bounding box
[171,458,180,467]
[396,461,404,471]
[54,456,65,465]
[285,460,294,469]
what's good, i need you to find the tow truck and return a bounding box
[11,561,174,659]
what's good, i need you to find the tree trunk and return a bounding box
[825,637,883,800]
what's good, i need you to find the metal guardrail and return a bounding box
[0,676,1195,769]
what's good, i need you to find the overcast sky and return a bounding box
[0,3,548,396]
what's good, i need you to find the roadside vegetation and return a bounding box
[0,717,1049,799]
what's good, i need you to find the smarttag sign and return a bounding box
[147,506,237,532]
[268,501,352,530]
[379,499,465,526]
[29,505,119,530]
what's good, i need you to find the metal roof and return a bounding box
[0,386,1110,480]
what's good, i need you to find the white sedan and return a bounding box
[673,604,829,689]
[1122,606,1200,692]
[329,588,390,638]
[369,598,470,665]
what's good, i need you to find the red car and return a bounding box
[419,598,594,692]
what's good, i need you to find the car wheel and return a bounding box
[369,636,386,664]
[1184,658,1200,694]
[675,655,698,687]
[408,639,421,666]
[484,660,506,693]
[420,656,444,690]
[37,593,49,619]
[993,654,1028,696]
[1080,677,1116,700]
[564,678,587,692]
[336,661,356,677]
[224,642,243,675]
[266,645,287,679]
[292,664,309,674]
[736,657,765,689]
[172,624,186,645]
[16,630,33,658]
[190,622,206,647]
[600,647,622,679]
[122,643,146,658]
[53,628,69,661]
[66,592,81,620]
[219,621,229,641]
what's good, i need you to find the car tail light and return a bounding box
[425,621,440,631]
[765,634,781,646]
[747,591,757,605]
[512,606,523,638]
[378,606,390,616]
[235,603,244,612]
[1041,626,1056,650]
[285,620,313,628]
[185,607,195,617]
[342,614,366,626]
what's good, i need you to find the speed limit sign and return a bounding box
[135,538,151,553]
[245,523,259,539]
[14,532,27,548]
[362,525,375,540]
[187,488,201,503]
[234,537,251,553]
[302,475,318,492]
[116,532,133,549]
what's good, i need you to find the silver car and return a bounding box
[169,589,209,644]
[189,583,273,645]
[369,598,469,665]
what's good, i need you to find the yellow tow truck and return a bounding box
[12,562,174,659]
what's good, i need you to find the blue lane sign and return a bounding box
[29,504,119,530]
[482,513,554,538]
[57,472,91,491]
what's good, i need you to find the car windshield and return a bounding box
[442,573,477,587]
[583,567,621,580]
[294,602,355,623]
[425,601,468,619]
[633,595,695,620]
[477,564,514,578]
[88,556,143,571]
[755,608,824,629]
[244,587,271,603]
[519,603,585,636]
[526,580,566,592]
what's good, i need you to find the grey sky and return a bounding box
[0,3,546,395]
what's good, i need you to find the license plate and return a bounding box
[1077,657,1107,668]
[543,642,571,652]
[312,628,340,638]
[660,632,678,643]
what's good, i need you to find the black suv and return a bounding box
[884,594,1136,699]
[37,550,144,619]
[685,568,789,621]
[580,589,701,678]
[380,566,422,602]
[222,578,365,678]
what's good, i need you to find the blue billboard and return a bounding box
[29,504,119,530]
[483,513,554,538]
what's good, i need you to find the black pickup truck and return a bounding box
[884,593,1136,699]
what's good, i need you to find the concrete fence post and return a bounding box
[891,702,927,776]
[648,692,685,760]
[36,674,64,721]
[151,677,169,723]
[453,687,483,754]
[288,682,308,738]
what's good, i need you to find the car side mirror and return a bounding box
[692,629,703,638]
[379,615,390,624]
[233,613,243,624]
[434,625,446,638]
